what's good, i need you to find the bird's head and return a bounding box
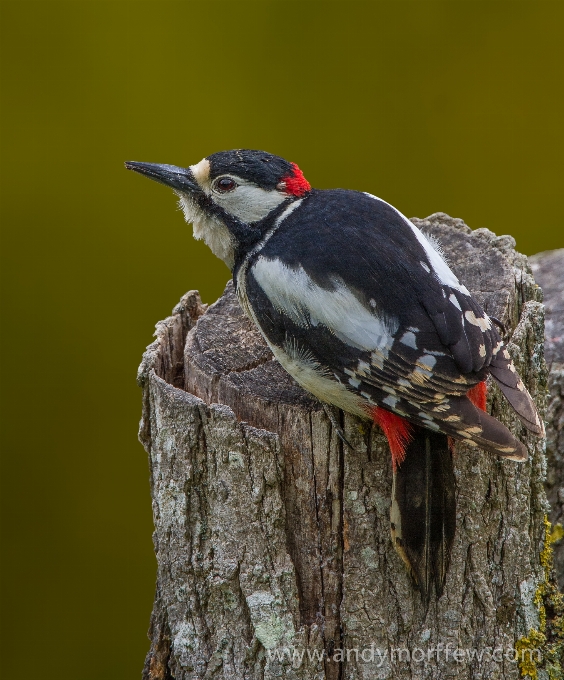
[125,149,311,270]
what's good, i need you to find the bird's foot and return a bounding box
[322,404,356,450]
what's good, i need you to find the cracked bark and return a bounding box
[139,214,554,679]
[529,248,564,589]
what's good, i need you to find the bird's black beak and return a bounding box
[124,161,200,193]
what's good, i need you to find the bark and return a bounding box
[530,248,564,589]
[138,214,558,680]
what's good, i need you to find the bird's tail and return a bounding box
[389,425,456,605]
[488,349,544,436]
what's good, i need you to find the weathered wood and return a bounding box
[530,248,564,589]
[139,214,557,679]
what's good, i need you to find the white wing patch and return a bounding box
[464,310,492,331]
[363,193,471,296]
[252,256,399,352]
[383,395,399,409]
[417,354,437,371]
[400,331,418,349]
[449,293,462,311]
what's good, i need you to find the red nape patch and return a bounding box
[281,162,311,197]
[467,381,487,412]
[371,407,413,471]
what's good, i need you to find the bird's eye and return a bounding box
[214,177,237,193]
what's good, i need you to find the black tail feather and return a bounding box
[436,395,529,461]
[390,427,456,605]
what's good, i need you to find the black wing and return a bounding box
[240,189,541,446]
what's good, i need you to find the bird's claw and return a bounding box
[322,404,357,450]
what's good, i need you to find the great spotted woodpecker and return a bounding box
[126,150,544,603]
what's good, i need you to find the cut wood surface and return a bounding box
[138,214,558,680]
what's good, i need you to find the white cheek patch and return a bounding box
[364,193,471,296]
[216,183,288,224]
[252,256,399,352]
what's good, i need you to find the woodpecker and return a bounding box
[126,150,544,603]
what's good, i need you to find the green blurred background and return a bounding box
[1,1,562,678]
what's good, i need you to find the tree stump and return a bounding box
[138,214,558,680]
[530,248,564,589]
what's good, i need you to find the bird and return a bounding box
[125,149,544,604]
